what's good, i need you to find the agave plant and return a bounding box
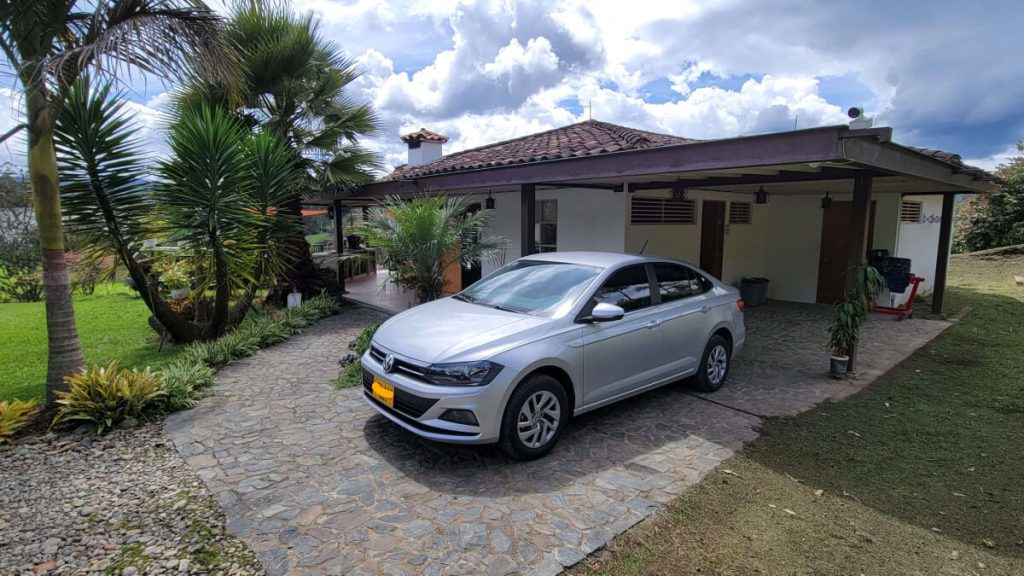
[354,195,506,303]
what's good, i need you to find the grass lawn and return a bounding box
[0,283,182,403]
[574,248,1024,575]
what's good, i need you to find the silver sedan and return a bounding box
[361,251,746,460]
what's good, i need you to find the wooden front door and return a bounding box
[700,201,726,279]
[816,201,876,303]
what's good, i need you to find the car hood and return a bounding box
[373,298,550,364]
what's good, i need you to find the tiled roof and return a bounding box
[908,147,963,165]
[401,128,449,144]
[382,120,697,181]
[908,146,998,181]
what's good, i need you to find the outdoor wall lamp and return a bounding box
[755,185,769,204]
[485,190,495,209]
[821,191,832,209]
[671,180,687,201]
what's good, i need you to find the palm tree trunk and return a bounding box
[205,239,231,339]
[26,86,85,402]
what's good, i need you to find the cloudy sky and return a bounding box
[2,0,1021,174]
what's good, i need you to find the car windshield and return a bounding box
[456,260,603,317]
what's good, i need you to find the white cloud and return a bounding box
[3,0,1019,174]
[965,143,1020,172]
[0,88,26,170]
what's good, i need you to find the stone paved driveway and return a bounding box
[165,303,949,575]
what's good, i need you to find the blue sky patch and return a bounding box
[639,78,680,104]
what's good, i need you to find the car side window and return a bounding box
[692,269,714,294]
[653,263,693,303]
[654,263,710,303]
[593,265,652,312]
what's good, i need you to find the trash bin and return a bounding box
[739,277,770,307]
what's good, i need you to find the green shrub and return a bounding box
[0,398,39,442]
[352,320,382,356]
[159,361,215,411]
[71,258,103,295]
[244,315,292,347]
[53,361,165,433]
[178,294,339,370]
[333,321,381,389]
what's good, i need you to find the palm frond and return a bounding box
[55,77,153,257]
[156,104,260,295]
[47,0,239,97]
[354,195,507,302]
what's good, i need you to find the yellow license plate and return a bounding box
[372,378,395,408]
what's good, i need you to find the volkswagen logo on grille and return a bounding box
[382,354,395,373]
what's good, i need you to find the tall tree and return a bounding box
[0,0,236,401]
[954,142,1024,253]
[186,1,380,301]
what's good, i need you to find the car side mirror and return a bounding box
[589,302,625,322]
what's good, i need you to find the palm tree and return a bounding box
[56,79,301,342]
[356,195,507,303]
[184,1,380,301]
[0,0,236,401]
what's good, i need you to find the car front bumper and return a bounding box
[359,346,512,445]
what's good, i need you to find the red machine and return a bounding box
[870,274,925,319]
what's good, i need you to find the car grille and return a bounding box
[369,345,429,382]
[362,369,438,418]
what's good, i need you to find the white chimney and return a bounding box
[401,128,448,167]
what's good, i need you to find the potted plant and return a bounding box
[827,262,883,378]
[154,258,193,299]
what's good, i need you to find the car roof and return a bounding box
[520,251,658,269]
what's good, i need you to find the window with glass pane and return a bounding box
[535,199,557,252]
[593,265,652,312]
[653,263,698,302]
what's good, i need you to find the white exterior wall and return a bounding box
[478,186,918,305]
[891,194,946,305]
[478,188,627,275]
[624,190,903,304]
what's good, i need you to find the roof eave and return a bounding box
[361,125,851,196]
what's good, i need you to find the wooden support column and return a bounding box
[521,183,536,256]
[931,192,956,315]
[846,175,873,371]
[332,197,346,293]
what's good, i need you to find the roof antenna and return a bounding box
[639,240,648,254]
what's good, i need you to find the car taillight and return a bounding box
[736,299,745,311]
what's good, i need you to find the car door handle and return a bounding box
[700,305,710,314]
[646,320,661,329]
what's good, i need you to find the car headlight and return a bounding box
[422,361,503,386]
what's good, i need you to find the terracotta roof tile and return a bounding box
[382,120,696,181]
[908,146,962,166]
[401,128,449,144]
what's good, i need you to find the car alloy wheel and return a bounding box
[499,373,569,460]
[517,390,561,448]
[707,344,728,385]
[693,334,730,393]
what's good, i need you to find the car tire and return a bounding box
[498,373,569,460]
[693,334,731,393]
